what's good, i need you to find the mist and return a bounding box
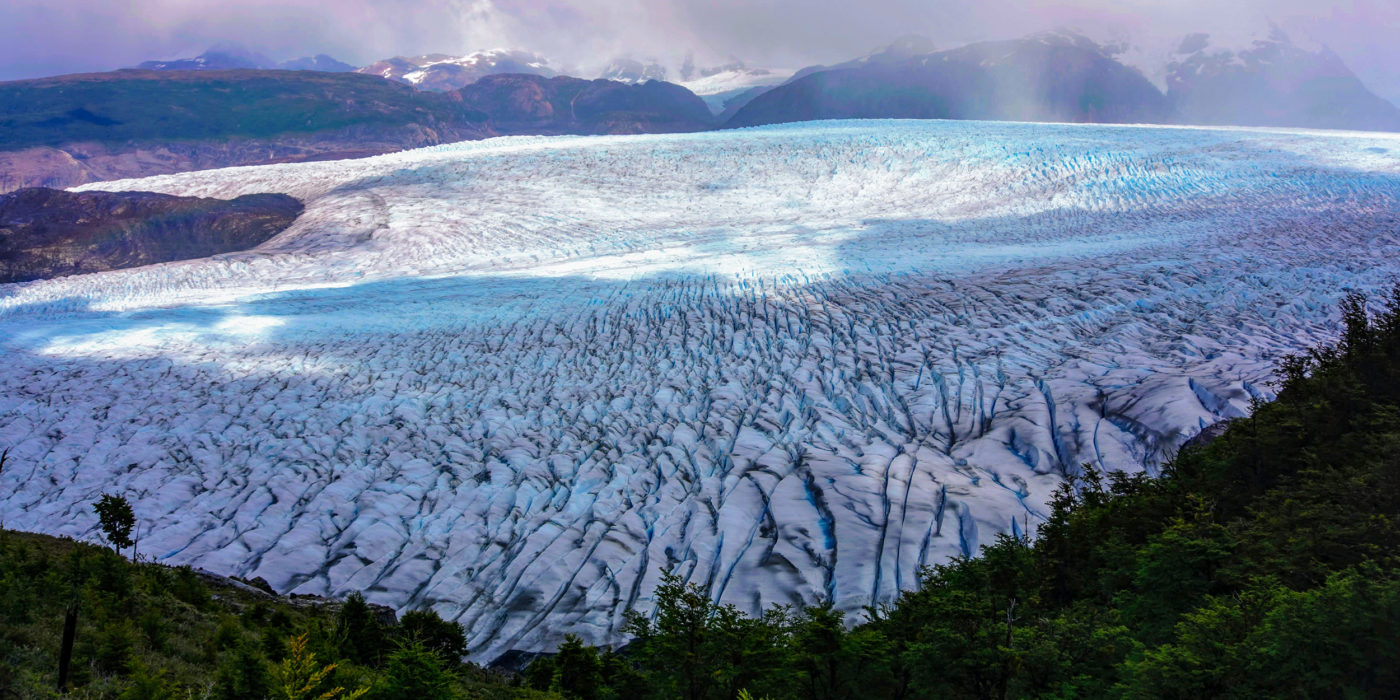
[2,0,1397,102]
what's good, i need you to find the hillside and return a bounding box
[0,70,491,191]
[0,529,554,698]
[457,74,715,134]
[0,69,723,191]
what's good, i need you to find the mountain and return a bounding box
[786,34,938,84]
[457,74,714,135]
[137,46,355,73]
[711,35,937,121]
[1166,28,1400,132]
[0,187,303,283]
[357,49,555,92]
[278,54,356,73]
[0,70,490,191]
[727,31,1171,128]
[599,58,668,84]
[137,45,273,71]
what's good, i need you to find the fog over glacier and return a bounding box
[2,120,1399,658]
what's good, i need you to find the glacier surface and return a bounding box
[2,120,1399,659]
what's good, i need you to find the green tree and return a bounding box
[372,643,452,700]
[552,634,604,700]
[623,569,791,700]
[93,494,136,556]
[335,592,385,666]
[397,608,467,665]
[273,633,367,700]
[215,639,272,700]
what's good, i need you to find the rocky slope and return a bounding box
[1166,28,1400,132]
[0,187,302,283]
[727,31,1170,128]
[458,74,714,134]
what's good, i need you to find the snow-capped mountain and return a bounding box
[598,58,668,84]
[357,49,556,92]
[3,120,1398,660]
[1165,27,1400,131]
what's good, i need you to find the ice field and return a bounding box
[2,120,1399,658]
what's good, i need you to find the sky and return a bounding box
[2,0,1398,102]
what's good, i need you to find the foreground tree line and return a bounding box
[4,289,1399,698]
[0,525,551,699]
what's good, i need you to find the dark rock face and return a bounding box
[0,188,303,283]
[728,31,1172,128]
[1166,29,1400,132]
[459,74,715,135]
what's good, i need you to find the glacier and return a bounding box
[1,120,1399,660]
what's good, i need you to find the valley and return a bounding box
[1,120,1396,660]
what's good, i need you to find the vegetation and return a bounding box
[0,529,556,698]
[4,289,1397,698]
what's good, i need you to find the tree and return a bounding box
[372,643,452,700]
[623,569,791,700]
[215,640,272,700]
[335,592,385,666]
[552,634,604,700]
[93,494,135,556]
[273,633,367,700]
[397,608,467,665]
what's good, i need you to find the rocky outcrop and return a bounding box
[0,188,303,283]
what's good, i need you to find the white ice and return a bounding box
[2,120,1399,660]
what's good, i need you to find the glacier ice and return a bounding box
[2,120,1400,660]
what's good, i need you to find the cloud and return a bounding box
[2,0,1397,102]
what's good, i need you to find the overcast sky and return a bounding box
[3,0,1398,101]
